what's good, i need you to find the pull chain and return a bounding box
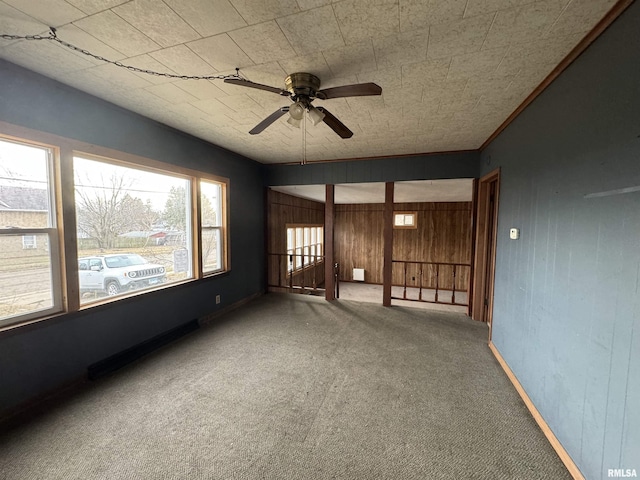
[302,113,307,166]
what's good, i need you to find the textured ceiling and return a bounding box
[0,0,617,164]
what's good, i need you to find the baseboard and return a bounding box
[87,319,200,380]
[488,341,585,480]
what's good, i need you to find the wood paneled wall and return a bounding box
[393,202,472,290]
[335,202,472,290]
[267,189,325,289]
[335,204,385,284]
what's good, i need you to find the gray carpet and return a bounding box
[0,294,571,479]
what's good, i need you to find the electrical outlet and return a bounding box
[215,295,221,304]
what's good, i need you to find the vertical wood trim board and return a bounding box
[263,186,270,291]
[471,168,500,323]
[488,342,585,480]
[382,182,394,306]
[487,173,500,333]
[325,185,335,300]
[467,179,479,317]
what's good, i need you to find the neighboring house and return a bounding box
[0,186,49,256]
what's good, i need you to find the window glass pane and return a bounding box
[0,233,55,320]
[201,180,224,274]
[200,181,221,227]
[393,212,416,228]
[74,157,192,304]
[202,228,222,273]
[0,139,52,228]
[287,228,294,251]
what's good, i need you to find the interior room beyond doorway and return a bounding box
[269,179,474,313]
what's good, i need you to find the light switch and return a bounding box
[509,228,519,240]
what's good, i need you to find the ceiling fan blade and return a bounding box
[249,107,289,135]
[316,107,353,139]
[224,78,290,96]
[316,82,382,100]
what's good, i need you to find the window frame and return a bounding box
[199,178,228,276]
[286,223,324,274]
[393,211,418,229]
[0,125,230,331]
[0,136,64,326]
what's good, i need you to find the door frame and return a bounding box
[471,168,500,340]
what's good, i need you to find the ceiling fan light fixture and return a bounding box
[308,106,325,126]
[287,115,302,128]
[231,72,381,138]
[289,101,305,120]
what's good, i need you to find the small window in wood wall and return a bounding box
[286,224,323,272]
[393,212,417,229]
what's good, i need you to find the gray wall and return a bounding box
[481,3,640,479]
[265,151,480,186]
[0,61,265,414]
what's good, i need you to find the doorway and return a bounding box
[471,169,500,339]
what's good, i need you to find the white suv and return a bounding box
[78,254,166,296]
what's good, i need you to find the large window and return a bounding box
[0,138,62,324]
[286,225,323,272]
[0,130,229,329]
[74,157,194,304]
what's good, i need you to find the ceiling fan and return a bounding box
[224,73,382,139]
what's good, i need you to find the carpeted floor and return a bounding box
[0,294,571,479]
[337,282,468,314]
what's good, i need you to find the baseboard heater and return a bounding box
[87,319,200,381]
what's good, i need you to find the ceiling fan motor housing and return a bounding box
[285,72,321,99]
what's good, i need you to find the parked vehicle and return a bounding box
[78,254,166,296]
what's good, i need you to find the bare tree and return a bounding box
[76,173,159,249]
